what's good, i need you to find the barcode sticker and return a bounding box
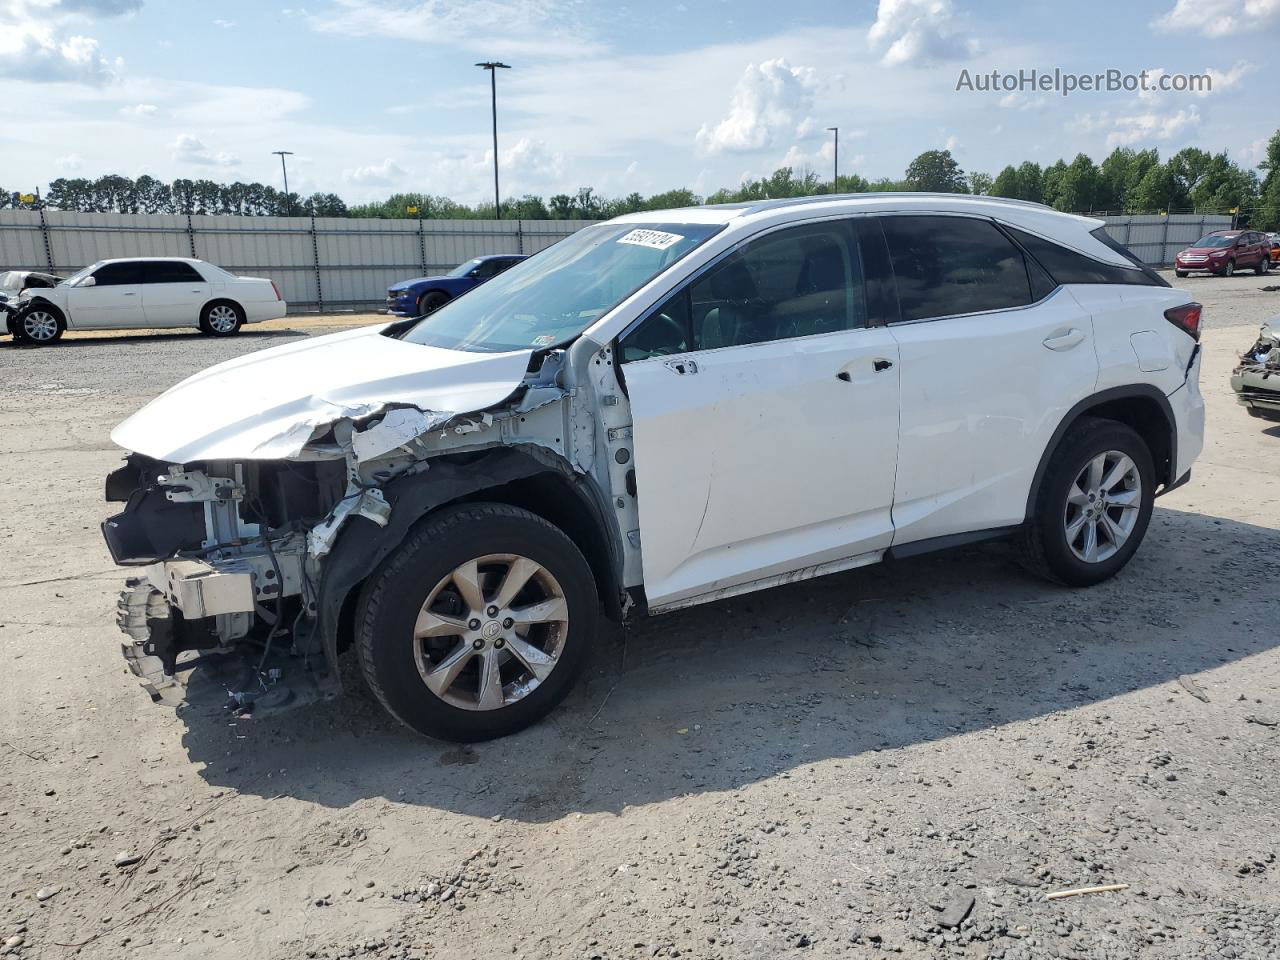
[617,229,684,250]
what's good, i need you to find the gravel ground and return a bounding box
[0,274,1277,960]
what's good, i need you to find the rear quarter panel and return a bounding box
[1080,284,1195,397]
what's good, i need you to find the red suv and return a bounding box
[1175,230,1272,278]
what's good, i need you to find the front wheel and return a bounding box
[199,301,244,336]
[1175,269,1188,278]
[356,503,598,741]
[14,305,65,345]
[417,291,449,316]
[1019,417,1155,587]
[1257,256,1270,276]
[1223,259,1235,277]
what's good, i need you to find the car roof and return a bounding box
[473,254,525,261]
[95,256,206,264]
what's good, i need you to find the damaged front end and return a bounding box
[99,324,626,716]
[1230,317,1280,421]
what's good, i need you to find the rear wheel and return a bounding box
[1257,256,1270,276]
[14,305,65,345]
[1020,417,1155,587]
[417,290,449,316]
[356,503,598,742]
[199,301,244,336]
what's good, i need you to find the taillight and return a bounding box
[270,280,282,301]
[1164,302,1202,341]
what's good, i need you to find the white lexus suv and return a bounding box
[101,195,1204,741]
[6,257,286,344]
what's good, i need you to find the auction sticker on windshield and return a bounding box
[617,229,684,250]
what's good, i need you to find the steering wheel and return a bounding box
[636,312,687,357]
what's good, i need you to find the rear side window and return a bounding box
[1006,225,1168,288]
[143,261,205,283]
[881,215,1032,322]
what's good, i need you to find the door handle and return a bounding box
[664,358,698,376]
[873,358,894,371]
[1043,328,1085,350]
[123,292,137,296]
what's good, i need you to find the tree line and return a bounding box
[5,128,1278,228]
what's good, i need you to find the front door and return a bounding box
[618,219,901,609]
[65,261,146,329]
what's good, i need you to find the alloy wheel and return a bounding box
[412,554,569,711]
[1063,450,1142,563]
[207,304,239,333]
[22,310,59,342]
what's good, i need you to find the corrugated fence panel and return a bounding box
[0,210,48,271]
[1101,214,1234,266]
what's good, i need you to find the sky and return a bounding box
[1,0,1278,205]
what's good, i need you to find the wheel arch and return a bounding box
[318,446,622,687]
[1024,385,1177,523]
[201,296,245,317]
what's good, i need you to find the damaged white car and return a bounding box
[1230,315,1280,421]
[103,195,1205,741]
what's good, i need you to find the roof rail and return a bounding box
[707,193,1056,214]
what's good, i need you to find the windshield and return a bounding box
[448,258,484,278]
[401,222,724,353]
[63,262,103,285]
[1193,235,1236,248]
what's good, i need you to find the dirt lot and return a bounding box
[1,273,1278,960]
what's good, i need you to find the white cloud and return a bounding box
[1153,0,1280,36]
[696,59,818,154]
[944,134,961,152]
[308,0,602,57]
[998,91,1048,112]
[344,157,409,185]
[54,152,83,170]
[213,18,236,28]
[1100,105,1203,148]
[1138,61,1253,101]
[867,0,977,67]
[119,101,157,116]
[171,133,241,167]
[0,0,131,84]
[1237,136,1269,167]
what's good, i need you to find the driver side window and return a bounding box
[619,220,865,363]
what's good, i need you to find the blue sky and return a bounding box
[2,0,1278,204]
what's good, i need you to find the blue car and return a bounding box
[385,254,527,317]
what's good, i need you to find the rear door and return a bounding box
[65,261,147,329]
[619,218,901,609]
[878,214,1099,546]
[140,261,210,327]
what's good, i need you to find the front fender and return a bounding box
[313,448,567,684]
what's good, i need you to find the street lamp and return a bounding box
[272,150,295,216]
[475,61,511,218]
[826,127,839,193]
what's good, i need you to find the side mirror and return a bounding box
[78,275,97,287]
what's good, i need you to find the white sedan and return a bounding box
[6,257,286,345]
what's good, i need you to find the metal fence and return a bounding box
[0,210,596,311]
[0,209,1236,310]
[1099,213,1234,266]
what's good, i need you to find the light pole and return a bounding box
[826,127,839,193]
[272,150,294,216]
[475,61,511,218]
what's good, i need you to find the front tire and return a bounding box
[1257,256,1270,276]
[417,290,449,316]
[199,301,244,336]
[1020,417,1155,587]
[1223,259,1235,277]
[356,503,598,742]
[14,305,65,345]
[1175,269,1188,278]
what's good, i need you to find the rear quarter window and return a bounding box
[1005,225,1168,287]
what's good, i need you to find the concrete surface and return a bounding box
[0,273,1277,960]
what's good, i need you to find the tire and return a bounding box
[356,502,598,742]
[14,304,65,345]
[199,300,244,336]
[1019,417,1155,587]
[417,290,449,316]
[1257,256,1270,276]
[1174,270,1188,278]
[1223,259,1235,277]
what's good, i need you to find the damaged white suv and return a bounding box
[102,195,1205,741]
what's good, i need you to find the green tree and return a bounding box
[968,171,993,195]
[1055,153,1101,212]
[1128,163,1183,213]
[904,149,966,192]
[1040,159,1068,208]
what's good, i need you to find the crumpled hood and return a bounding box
[111,324,534,462]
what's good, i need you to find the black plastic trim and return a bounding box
[885,525,1022,561]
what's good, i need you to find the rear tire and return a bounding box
[14,304,65,345]
[356,503,598,742]
[1257,256,1270,276]
[199,301,244,336]
[417,290,449,316]
[1019,417,1155,587]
